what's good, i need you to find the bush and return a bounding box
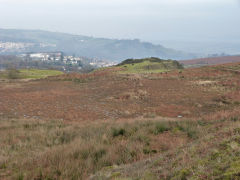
[17,173,24,180]
[153,122,170,135]
[112,128,126,137]
[7,68,20,79]
[93,149,107,162]
[186,128,198,139]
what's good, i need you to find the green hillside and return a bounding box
[116,57,183,73]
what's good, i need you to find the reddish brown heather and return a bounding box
[1,62,240,179]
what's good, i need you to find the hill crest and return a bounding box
[181,55,240,67]
[0,28,196,62]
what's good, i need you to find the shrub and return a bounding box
[231,117,239,122]
[153,122,170,135]
[112,128,126,137]
[80,149,90,160]
[143,148,151,154]
[0,163,7,169]
[178,169,191,180]
[173,121,198,139]
[7,68,20,79]
[58,131,76,144]
[93,149,107,163]
[197,120,208,126]
[18,173,24,180]
[186,129,198,139]
[133,134,150,145]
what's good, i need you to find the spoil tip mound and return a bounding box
[116,57,183,73]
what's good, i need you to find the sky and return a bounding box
[0,0,240,53]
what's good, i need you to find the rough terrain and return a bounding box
[1,62,240,179]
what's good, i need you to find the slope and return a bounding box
[181,55,240,68]
[0,28,196,61]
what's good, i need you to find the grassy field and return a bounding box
[0,69,63,79]
[19,69,63,79]
[1,62,240,179]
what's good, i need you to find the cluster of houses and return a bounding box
[63,56,83,65]
[89,60,116,67]
[27,52,62,61]
[20,52,84,66]
[19,52,116,68]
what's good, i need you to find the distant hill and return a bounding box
[115,57,183,73]
[181,55,240,68]
[0,29,196,62]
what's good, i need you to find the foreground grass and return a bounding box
[92,110,240,180]
[0,117,200,180]
[2,111,240,179]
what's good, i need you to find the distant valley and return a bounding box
[0,29,197,62]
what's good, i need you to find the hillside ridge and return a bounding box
[0,28,196,61]
[181,55,240,68]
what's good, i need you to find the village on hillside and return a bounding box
[18,52,116,68]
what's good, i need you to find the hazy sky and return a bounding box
[0,0,240,53]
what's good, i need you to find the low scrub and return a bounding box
[91,111,240,179]
[0,118,199,179]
